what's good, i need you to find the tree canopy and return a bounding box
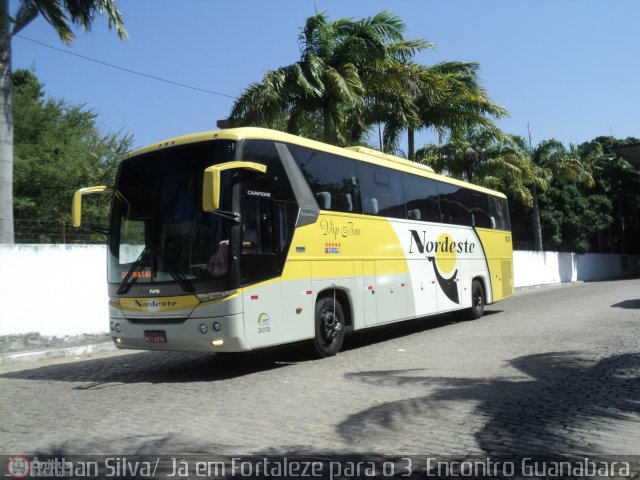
[506,135,640,253]
[229,11,504,151]
[12,69,133,243]
[0,0,126,243]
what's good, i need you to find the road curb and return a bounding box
[0,342,116,366]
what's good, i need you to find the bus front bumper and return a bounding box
[109,313,252,352]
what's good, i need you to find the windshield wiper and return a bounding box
[154,247,195,293]
[117,247,152,295]
[117,246,195,295]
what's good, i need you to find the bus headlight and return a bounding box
[212,322,222,332]
[199,324,209,334]
[196,290,236,303]
[211,339,224,347]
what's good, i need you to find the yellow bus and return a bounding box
[73,127,513,357]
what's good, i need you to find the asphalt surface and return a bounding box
[1,279,639,457]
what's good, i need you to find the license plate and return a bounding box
[144,330,166,343]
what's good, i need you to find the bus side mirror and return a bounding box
[72,186,113,227]
[203,161,267,212]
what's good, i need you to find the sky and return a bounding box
[10,0,640,153]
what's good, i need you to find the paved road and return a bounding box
[1,279,639,456]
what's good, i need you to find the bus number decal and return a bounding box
[258,313,271,333]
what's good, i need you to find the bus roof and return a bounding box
[126,127,507,199]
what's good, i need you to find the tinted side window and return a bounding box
[488,195,511,231]
[242,140,295,202]
[289,145,361,214]
[359,163,405,218]
[239,196,277,285]
[438,183,472,226]
[463,190,492,228]
[402,174,441,222]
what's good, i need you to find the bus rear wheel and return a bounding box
[314,295,345,357]
[469,279,485,320]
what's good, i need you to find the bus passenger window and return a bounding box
[359,163,404,218]
[289,145,362,214]
[402,174,440,223]
[488,196,511,231]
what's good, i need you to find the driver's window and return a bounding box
[239,196,277,285]
[241,197,273,254]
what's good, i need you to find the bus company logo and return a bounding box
[408,229,477,305]
[408,229,476,256]
[320,219,361,240]
[325,243,342,254]
[134,299,178,310]
[258,313,271,333]
[6,456,30,478]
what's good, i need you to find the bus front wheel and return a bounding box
[469,280,485,320]
[314,295,345,357]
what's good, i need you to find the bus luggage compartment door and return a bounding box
[362,261,377,326]
[374,260,408,324]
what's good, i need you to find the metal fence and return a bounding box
[513,241,534,251]
[14,219,107,244]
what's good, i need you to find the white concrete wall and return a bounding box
[1,245,639,337]
[513,251,640,287]
[0,244,108,336]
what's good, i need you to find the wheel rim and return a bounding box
[319,307,343,344]
[473,287,483,311]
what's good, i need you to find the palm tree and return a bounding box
[381,61,508,159]
[528,139,593,251]
[230,11,429,145]
[0,0,126,243]
[416,126,545,206]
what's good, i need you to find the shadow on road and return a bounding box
[0,310,496,386]
[341,310,502,353]
[0,350,292,386]
[338,351,640,455]
[612,299,640,309]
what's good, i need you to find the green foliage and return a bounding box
[11,0,127,42]
[417,128,640,254]
[575,136,640,253]
[230,11,432,146]
[506,135,640,253]
[416,126,542,206]
[538,184,613,253]
[384,61,507,157]
[12,69,133,243]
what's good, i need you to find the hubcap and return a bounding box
[320,308,343,343]
[473,289,483,310]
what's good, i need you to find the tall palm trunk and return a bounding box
[616,200,626,254]
[532,186,543,251]
[0,0,14,244]
[408,128,415,160]
[322,104,336,144]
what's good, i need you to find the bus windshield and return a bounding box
[107,140,236,290]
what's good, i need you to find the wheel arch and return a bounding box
[472,275,489,303]
[316,287,353,329]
